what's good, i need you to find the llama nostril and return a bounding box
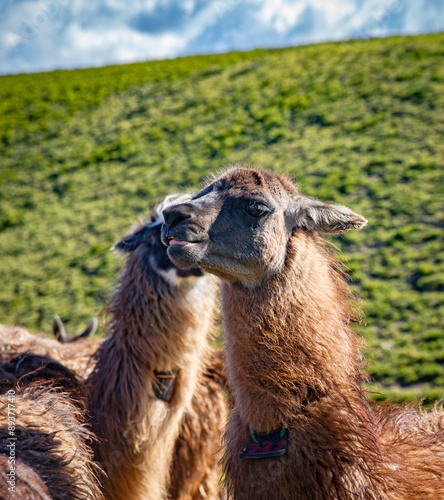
[163,205,191,229]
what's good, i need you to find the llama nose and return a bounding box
[163,204,193,230]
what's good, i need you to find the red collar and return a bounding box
[240,427,289,459]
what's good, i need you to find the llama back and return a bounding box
[0,372,102,500]
[0,455,52,500]
[0,323,100,379]
[372,403,444,499]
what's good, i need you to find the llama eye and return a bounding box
[245,202,268,217]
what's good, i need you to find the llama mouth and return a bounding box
[161,226,207,248]
[165,236,207,247]
[162,217,210,245]
[169,239,189,247]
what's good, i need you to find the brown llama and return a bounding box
[0,356,103,500]
[88,194,227,500]
[162,166,444,500]
[0,455,52,500]
[0,194,227,498]
[0,322,100,380]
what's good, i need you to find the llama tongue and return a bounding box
[169,239,189,247]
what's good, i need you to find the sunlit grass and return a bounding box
[0,33,443,402]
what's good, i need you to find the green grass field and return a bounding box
[0,33,443,403]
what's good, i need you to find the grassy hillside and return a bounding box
[0,34,443,402]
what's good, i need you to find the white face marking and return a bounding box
[151,193,192,226]
[148,254,178,284]
[146,193,196,287]
[157,266,183,287]
[149,255,204,287]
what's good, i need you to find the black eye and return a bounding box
[245,202,268,217]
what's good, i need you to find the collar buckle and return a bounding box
[153,370,177,402]
[240,426,289,459]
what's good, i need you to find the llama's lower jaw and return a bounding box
[167,243,203,270]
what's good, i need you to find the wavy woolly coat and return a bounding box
[0,358,102,500]
[0,324,100,380]
[222,232,444,500]
[160,166,444,500]
[87,213,227,500]
[0,201,228,500]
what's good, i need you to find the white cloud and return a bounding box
[0,32,21,57]
[63,23,186,63]
[256,0,307,33]
[0,0,443,75]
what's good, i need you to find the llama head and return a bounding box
[162,167,367,286]
[114,194,204,285]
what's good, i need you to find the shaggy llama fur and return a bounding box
[0,323,100,380]
[0,359,102,499]
[88,195,227,500]
[162,166,444,500]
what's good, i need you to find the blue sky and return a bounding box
[0,0,443,75]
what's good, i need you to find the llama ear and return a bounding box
[51,314,67,342]
[75,318,98,341]
[295,196,367,234]
[113,226,148,253]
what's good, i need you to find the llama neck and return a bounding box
[222,231,365,433]
[88,252,216,500]
[107,254,215,369]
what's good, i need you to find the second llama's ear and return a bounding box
[113,225,148,253]
[51,314,67,342]
[295,196,367,234]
